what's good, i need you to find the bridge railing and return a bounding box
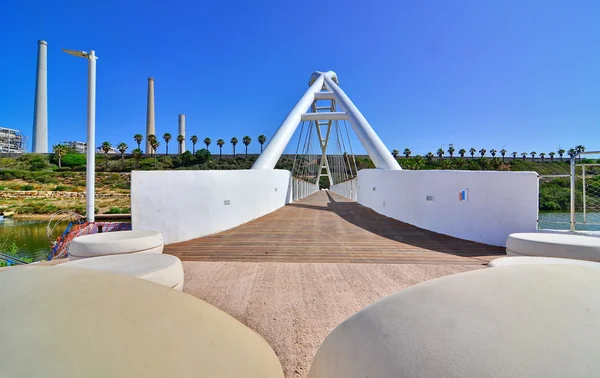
[291,177,319,202]
[330,178,357,200]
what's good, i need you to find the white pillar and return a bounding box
[178,114,186,154]
[323,76,401,170]
[32,40,48,153]
[251,75,325,170]
[86,50,97,222]
[145,78,155,153]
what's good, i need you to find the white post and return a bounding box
[583,165,587,223]
[86,50,97,222]
[570,156,576,232]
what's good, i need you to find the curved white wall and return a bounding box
[330,179,357,200]
[357,169,538,246]
[131,170,292,244]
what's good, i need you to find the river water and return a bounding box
[0,218,130,262]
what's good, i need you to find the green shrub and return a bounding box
[61,153,87,167]
[52,185,71,192]
[105,207,130,214]
[20,184,34,191]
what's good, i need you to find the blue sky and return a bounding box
[0,0,599,155]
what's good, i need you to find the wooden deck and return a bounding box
[165,191,504,265]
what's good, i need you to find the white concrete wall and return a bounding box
[357,169,538,246]
[131,170,291,244]
[330,178,358,200]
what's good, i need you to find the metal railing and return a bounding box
[0,252,29,266]
[570,151,600,231]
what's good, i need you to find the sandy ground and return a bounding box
[182,261,481,378]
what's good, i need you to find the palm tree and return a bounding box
[391,149,399,158]
[459,148,466,158]
[150,139,160,166]
[53,144,67,168]
[231,137,238,156]
[204,137,211,151]
[426,152,434,162]
[568,148,577,159]
[403,148,411,158]
[479,148,486,158]
[132,148,142,169]
[162,133,172,155]
[576,145,585,161]
[147,134,157,156]
[521,152,527,161]
[530,151,536,160]
[217,139,225,158]
[558,148,565,162]
[242,136,252,157]
[437,148,444,158]
[512,151,517,160]
[549,151,556,162]
[500,149,507,162]
[176,135,184,154]
[539,152,546,162]
[258,134,267,152]
[490,149,497,158]
[190,135,198,154]
[101,141,112,169]
[447,146,455,159]
[117,142,128,168]
[133,134,143,150]
[469,148,476,159]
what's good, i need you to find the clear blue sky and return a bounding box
[0,0,598,155]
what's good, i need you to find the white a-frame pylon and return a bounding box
[251,71,401,179]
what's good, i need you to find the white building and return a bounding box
[0,127,27,153]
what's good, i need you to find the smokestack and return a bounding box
[145,77,155,153]
[178,114,186,154]
[32,40,48,153]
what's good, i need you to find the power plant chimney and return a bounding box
[32,40,48,153]
[145,77,155,153]
[178,114,186,154]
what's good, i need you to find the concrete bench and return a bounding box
[309,265,600,378]
[59,254,184,291]
[489,256,600,268]
[506,232,600,261]
[69,230,163,261]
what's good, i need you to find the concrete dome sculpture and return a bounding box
[0,267,284,378]
[309,265,600,378]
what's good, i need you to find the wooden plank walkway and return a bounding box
[165,191,504,265]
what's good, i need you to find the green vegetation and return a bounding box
[0,142,590,214]
[0,238,32,267]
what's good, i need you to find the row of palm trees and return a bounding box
[53,133,270,169]
[132,133,268,157]
[392,145,587,162]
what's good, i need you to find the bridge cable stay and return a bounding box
[342,119,359,178]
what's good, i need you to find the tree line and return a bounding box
[52,134,269,169]
[391,145,586,163]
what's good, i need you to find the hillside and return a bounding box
[0,151,591,215]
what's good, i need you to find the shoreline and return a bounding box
[10,214,131,221]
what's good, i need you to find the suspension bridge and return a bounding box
[162,71,504,264]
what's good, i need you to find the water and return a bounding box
[0,218,67,261]
[0,218,132,262]
[538,212,600,231]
